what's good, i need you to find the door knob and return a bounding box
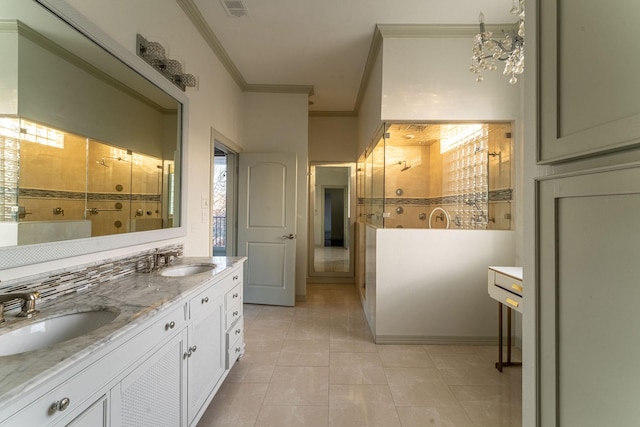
[282,234,296,240]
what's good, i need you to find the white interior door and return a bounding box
[238,153,297,306]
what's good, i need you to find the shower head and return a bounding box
[96,156,126,167]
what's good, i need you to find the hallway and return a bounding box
[198,283,521,426]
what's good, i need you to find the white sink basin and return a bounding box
[0,310,119,356]
[159,263,216,278]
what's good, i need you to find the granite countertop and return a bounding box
[0,256,246,412]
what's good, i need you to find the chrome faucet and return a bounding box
[0,291,40,323]
[144,250,180,273]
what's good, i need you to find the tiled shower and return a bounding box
[357,122,513,230]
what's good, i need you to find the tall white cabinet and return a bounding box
[535,0,640,424]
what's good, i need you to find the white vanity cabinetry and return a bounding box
[0,259,245,427]
[186,286,225,424]
[114,330,188,427]
[225,269,244,370]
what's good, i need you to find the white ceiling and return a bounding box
[186,0,517,113]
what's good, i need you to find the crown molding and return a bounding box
[376,23,511,38]
[175,3,515,116]
[245,83,314,96]
[309,110,358,118]
[177,0,315,99]
[0,20,19,33]
[176,0,247,89]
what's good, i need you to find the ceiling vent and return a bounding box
[220,0,249,18]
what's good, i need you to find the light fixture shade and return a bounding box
[136,34,198,91]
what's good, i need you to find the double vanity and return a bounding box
[0,256,246,427]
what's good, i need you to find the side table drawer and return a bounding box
[494,272,523,297]
[488,284,523,313]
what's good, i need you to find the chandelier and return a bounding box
[470,0,525,84]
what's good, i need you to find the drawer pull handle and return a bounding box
[184,349,192,359]
[165,321,175,330]
[505,298,520,308]
[50,397,71,414]
[233,275,239,280]
[191,345,197,353]
[511,284,523,292]
[233,293,239,298]
[233,311,239,316]
[235,347,241,353]
[202,296,209,304]
[235,329,241,335]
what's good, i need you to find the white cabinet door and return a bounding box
[187,290,225,424]
[62,394,108,427]
[116,331,187,427]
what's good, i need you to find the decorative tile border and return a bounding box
[357,188,512,206]
[0,244,183,313]
[19,188,161,202]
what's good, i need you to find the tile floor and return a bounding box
[197,283,522,427]
[313,246,350,273]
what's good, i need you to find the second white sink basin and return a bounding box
[0,309,119,356]
[159,263,216,277]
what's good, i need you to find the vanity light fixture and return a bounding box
[136,34,197,91]
[470,0,525,84]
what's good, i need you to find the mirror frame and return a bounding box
[0,0,188,270]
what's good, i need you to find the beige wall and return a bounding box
[308,116,358,162]
[242,92,310,298]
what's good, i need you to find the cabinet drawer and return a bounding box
[226,333,244,370]
[225,283,242,310]
[488,284,523,314]
[226,304,241,330]
[225,284,242,328]
[191,283,224,320]
[2,374,106,427]
[494,272,523,297]
[226,316,244,347]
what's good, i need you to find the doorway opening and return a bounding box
[212,143,237,256]
[323,187,346,247]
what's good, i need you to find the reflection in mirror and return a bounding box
[0,0,182,250]
[309,163,355,279]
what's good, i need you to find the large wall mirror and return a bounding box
[0,0,185,269]
[308,162,356,280]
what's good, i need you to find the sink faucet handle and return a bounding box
[0,291,40,322]
[16,291,40,318]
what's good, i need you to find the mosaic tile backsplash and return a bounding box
[0,244,183,314]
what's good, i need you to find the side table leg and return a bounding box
[507,306,512,364]
[495,301,503,372]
